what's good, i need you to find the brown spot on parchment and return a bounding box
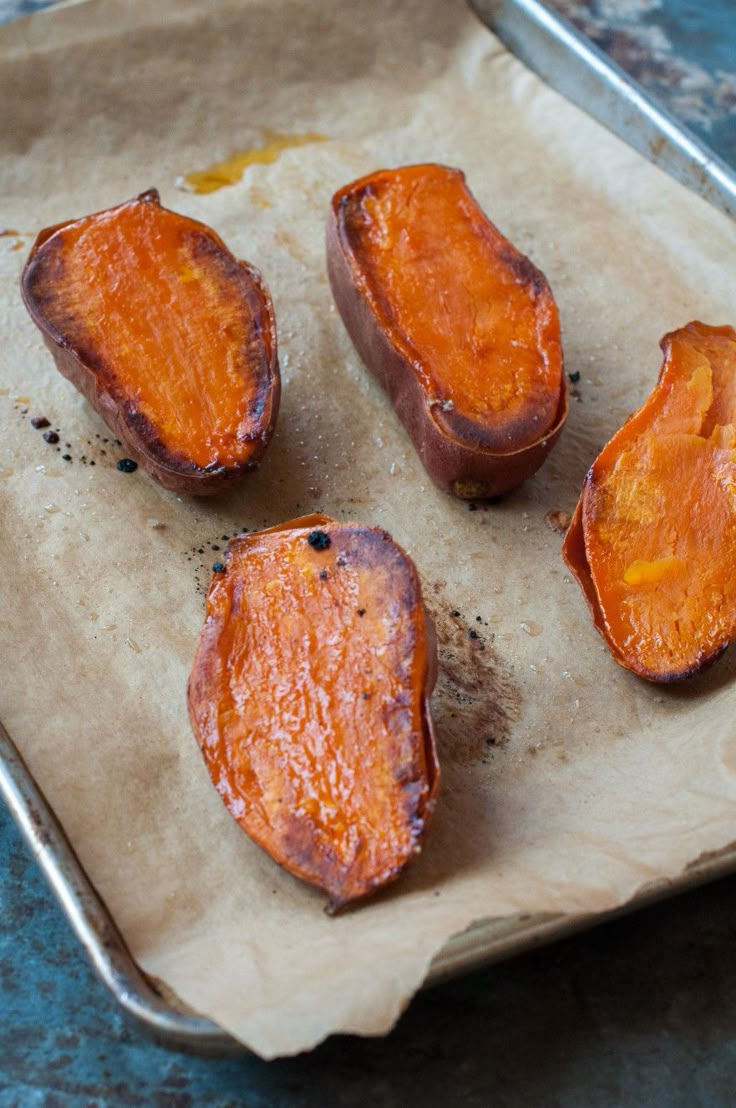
[545,508,572,534]
[425,584,522,765]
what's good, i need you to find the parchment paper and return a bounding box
[2,0,736,1059]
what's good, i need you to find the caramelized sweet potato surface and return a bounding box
[564,322,736,682]
[327,164,566,499]
[21,190,279,494]
[188,514,440,909]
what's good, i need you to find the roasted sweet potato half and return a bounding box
[327,164,566,499]
[563,322,736,682]
[21,190,280,494]
[188,514,440,910]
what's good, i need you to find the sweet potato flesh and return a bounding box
[22,190,277,477]
[564,322,736,681]
[188,515,439,908]
[334,164,563,453]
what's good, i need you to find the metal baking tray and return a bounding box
[3,0,736,1054]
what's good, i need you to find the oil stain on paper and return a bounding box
[176,129,328,195]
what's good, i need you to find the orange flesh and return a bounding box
[337,164,562,451]
[26,195,273,469]
[188,517,437,905]
[581,323,736,679]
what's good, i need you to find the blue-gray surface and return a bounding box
[552,0,736,169]
[2,1,736,1104]
[3,801,736,1106]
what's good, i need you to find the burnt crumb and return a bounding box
[307,529,331,551]
[545,508,572,534]
[211,544,221,551]
[198,548,205,554]
[116,458,138,473]
[31,416,50,430]
[221,535,230,541]
[357,608,366,617]
[212,562,226,573]
[42,430,59,444]
[319,569,329,580]
[567,370,581,384]
[62,454,72,462]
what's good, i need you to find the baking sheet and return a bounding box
[2,0,736,1060]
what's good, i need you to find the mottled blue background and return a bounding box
[2,1,736,1104]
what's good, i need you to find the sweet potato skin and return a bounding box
[21,190,280,495]
[187,514,440,910]
[563,322,736,682]
[327,165,567,499]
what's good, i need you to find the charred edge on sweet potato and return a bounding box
[563,321,736,682]
[187,514,440,910]
[327,164,566,498]
[21,189,280,495]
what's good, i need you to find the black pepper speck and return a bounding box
[567,370,581,384]
[307,530,331,551]
[62,454,72,462]
[42,431,59,444]
[31,416,50,430]
[212,562,226,573]
[469,629,479,640]
[116,458,138,473]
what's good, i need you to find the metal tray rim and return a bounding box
[5,717,736,1054]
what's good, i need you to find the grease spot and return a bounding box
[426,586,521,764]
[176,129,328,194]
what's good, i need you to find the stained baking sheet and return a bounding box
[2,0,736,1058]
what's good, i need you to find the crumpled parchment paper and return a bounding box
[1,0,735,1058]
